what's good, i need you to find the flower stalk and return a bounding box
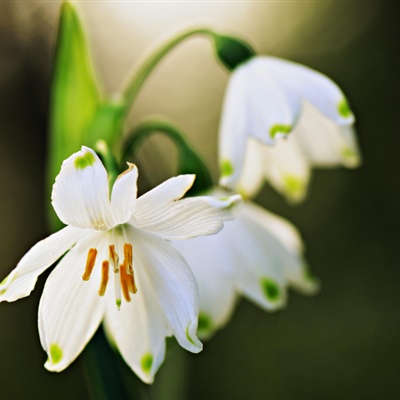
[122,120,213,196]
[121,28,214,113]
[121,27,254,116]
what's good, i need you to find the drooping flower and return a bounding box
[173,189,318,338]
[0,147,241,383]
[219,56,361,202]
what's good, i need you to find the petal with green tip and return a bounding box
[39,233,106,372]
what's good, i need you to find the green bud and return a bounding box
[212,33,255,70]
[48,1,101,229]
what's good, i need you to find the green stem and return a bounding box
[121,120,213,196]
[150,339,190,400]
[121,120,187,162]
[121,28,216,115]
[82,327,143,400]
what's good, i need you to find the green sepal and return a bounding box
[47,1,101,230]
[212,33,255,70]
[122,120,213,196]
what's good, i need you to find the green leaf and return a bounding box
[47,1,101,229]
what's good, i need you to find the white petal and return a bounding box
[132,193,241,240]
[264,56,355,125]
[110,163,138,224]
[39,232,107,371]
[295,101,361,168]
[172,234,237,338]
[222,207,288,311]
[242,202,319,295]
[0,226,87,302]
[51,147,115,230]
[129,227,202,353]
[234,137,267,199]
[247,58,297,142]
[262,135,311,202]
[218,64,250,189]
[219,59,296,190]
[103,264,169,384]
[135,175,195,214]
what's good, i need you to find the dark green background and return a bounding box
[0,2,398,399]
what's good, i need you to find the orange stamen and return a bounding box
[124,243,137,293]
[82,248,97,281]
[98,260,109,296]
[109,244,119,272]
[120,263,131,302]
[126,271,137,294]
[124,244,133,274]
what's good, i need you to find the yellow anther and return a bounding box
[108,245,119,272]
[82,248,97,281]
[120,263,131,302]
[123,243,137,294]
[98,261,109,296]
[124,243,133,274]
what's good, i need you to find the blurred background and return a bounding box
[0,1,398,399]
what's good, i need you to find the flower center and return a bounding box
[82,242,137,310]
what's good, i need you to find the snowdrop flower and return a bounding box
[173,189,318,338]
[219,56,361,202]
[0,147,241,383]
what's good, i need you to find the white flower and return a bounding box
[0,147,241,383]
[219,56,361,202]
[173,192,318,337]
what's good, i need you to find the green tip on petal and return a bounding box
[140,353,153,374]
[270,124,292,139]
[221,195,242,211]
[337,98,353,118]
[74,151,96,170]
[0,275,11,294]
[261,278,281,302]
[302,264,317,284]
[116,299,122,310]
[299,263,321,295]
[185,326,196,345]
[0,275,9,286]
[49,343,63,365]
[221,159,234,178]
[197,312,213,334]
[341,147,360,168]
[283,175,306,200]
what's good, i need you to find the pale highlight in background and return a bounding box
[11,0,379,185]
